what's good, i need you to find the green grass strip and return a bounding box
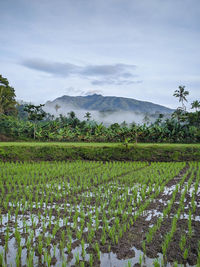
[0,142,200,161]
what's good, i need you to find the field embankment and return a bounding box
[0,142,199,161]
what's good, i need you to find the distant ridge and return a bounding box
[46,94,173,114]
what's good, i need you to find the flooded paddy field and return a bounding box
[0,161,200,267]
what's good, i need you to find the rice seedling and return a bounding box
[188,209,192,238]
[153,258,160,267]
[75,252,80,265]
[126,260,132,267]
[139,253,143,266]
[183,248,188,261]
[89,253,93,267]
[179,234,186,251]
[0,161,199,266]
[67,237,72,254]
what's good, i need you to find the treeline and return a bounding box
[1,111,200,143]
[0,74,200,143]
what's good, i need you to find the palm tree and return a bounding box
[143,113,150,125]
[54,104,61,114]
[173,85,189,110]
[67,111,76,119]
[84,112,91,121]
[172,107,187,122]
[191,100,200,112]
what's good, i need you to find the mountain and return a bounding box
[46,94,173,114]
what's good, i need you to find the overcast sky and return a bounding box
[1,0,200,108]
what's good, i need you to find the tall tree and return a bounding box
[54,104,61,114]
[84,112,91,121]
[24,104,46,139]
[173,85,189,110]
[143,113,150,125]
[0,74,17,115]
[191,100,200,112]
[172,107,187,122]
[67,111,76,119]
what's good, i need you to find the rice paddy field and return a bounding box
[0,160,200,267]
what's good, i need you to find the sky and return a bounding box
[0,0,200,109]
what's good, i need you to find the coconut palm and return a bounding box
[173,85,189,110]
[172,107,187,122]
[67,111,76,119]
[84,112,91,121]
[191,100,200,112]
[54,104,61,114]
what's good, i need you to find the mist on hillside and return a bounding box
[44,102,159,125]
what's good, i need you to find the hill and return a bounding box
[45,94,173,114]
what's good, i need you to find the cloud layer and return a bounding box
[1,0,200,107]
[22,59,140,85]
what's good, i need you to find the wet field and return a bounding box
[0,161,199,267]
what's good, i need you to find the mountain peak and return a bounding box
[46,94,173,113]
[85,93,102,97]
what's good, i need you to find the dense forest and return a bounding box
[0,74,200,143]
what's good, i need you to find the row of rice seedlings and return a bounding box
[0,161,198,266]
[144,162,192,250]
[190,163,200,217]
[0,161,148,266]
[0,161,145,214]
[141,163,197,266]
[0,161,147,210]
[178,162,200,265]
[71,163,179,265]
[68,162,155,262]
[0,161,87,266]
[81,163,186,264]
[135,163,193,266]
[57,162,185,263]
[197,241,200,267]
[161,164,198,265]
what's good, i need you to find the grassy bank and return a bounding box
[0,142,199,161]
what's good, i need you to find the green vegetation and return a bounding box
[0,74,17,115]
[1,109,200,143]
[173,85,189,110]
[23,104,47,139]
[0,75,200,144]
[0,142,200,161]
[0,161,199,266]
[1,74,200,266]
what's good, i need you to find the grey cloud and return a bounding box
[82,64,136,77]
[83,89,103,96]
[22,59,80,77]
[65,88,103,96]
[91,79,142,86]
[22,58,139,85]
[121,72,136,78]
